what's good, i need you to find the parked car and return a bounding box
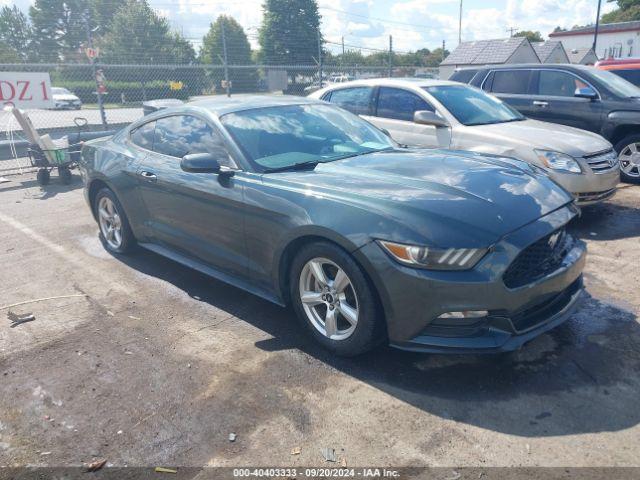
[303,74,354,94]
[310,78,619,205]
[51,87,82,110]
[595,57,640,87]
[80,95,586,356]
[452,63,640,183]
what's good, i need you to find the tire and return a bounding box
[614,134,640,184]
[36,169,50,186]
[58,167,72,185]
[289,241,385,356]
[94,187,136,254]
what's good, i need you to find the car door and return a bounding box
[370,86,450,148]
[135,114,248,279]
[484,69,538,118]
[526,69,604,133]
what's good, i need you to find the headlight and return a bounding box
[378,240,488,270]
[534,149,582,173]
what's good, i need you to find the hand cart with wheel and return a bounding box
[27,117,87,186]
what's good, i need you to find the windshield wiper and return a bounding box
[262,160,319,173]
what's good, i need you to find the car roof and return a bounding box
[186,94,321,116]
[325,77,460,88]
[464,63,593,72]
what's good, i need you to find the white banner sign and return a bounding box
[0,72,54,109]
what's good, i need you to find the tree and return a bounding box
[29,0,88,62]
[259,0,322,65]
[0,6,33,62]
[99,0,195,64]
[0,43,21,63]
[513,30,544,42]
[91,0,128,35]
[200,15,252,65]
[424,47,449,67]
[602,0,640,22]
[200,15,255,92]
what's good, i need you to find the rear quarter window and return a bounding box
[325,87,373,115]
[450,69,479,84]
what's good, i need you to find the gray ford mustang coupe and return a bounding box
[80,95,586,356]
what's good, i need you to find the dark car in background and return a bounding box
[79,95,586,356]
[451,63,640,183]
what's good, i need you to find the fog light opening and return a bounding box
[438,310,488,319]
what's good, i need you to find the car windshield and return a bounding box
[220,103,394,170]
[424,85,525,126]
[52,87,71,95]
[589,68,640,97]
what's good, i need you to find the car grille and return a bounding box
[503,228,574,289]
[583,149,619,173]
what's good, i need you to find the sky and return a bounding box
[4,0,618,55]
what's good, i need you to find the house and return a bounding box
[532,40,570,63]
[549,20,640,60]
[439,37,540,79]
[566,47,599,65]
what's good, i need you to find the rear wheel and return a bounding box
[290,241,385,356]
[36,169,50,186]
[614,134,640,183]
[58,167,72,185]
[94,188,136,253]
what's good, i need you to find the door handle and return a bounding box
[139,170,157,182]
[533,100,549,107]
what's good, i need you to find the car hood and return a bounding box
[466,119,611,157]
[268,149,573,247]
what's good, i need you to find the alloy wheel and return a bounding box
[98,196,123,250]
[299,257,359,341]
[618,143,640,178]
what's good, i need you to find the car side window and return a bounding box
[376,87,435,121]
[130,121,156,150]
[153,115,233,166]
[490,70,532,94]
[326,87,373,115]
[538,70,589,97]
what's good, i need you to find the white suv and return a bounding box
[309,78,620,205]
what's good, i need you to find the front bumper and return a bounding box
[548,162,619,206]
[355,205,587,353]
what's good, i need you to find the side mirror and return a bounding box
[413,110,450,128]
[574,87,597,100]
[180,149,234,176]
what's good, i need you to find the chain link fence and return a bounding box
[0,62,438,174]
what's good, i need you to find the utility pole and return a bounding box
[317,29,323,86]
[221,20,230,97]
[84,9,106,128]
[506,27,518,37]
[593,0,602,54]
[442,40,446,62]
[388,35,393,77]
[341,36,345,70]
[458,0,463,44]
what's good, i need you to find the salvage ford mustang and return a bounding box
[79,95,586,356]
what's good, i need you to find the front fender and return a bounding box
[603,111,640,139]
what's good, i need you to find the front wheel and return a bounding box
[94,188,136,254]
[614,134,640,183]
[290,242,385,356]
